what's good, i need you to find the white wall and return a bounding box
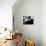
[13,0,41,46]
[41,0,46,46]
[0,0,16,30]
[0,0,46,46]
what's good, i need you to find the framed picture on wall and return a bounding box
[23,16,34,25]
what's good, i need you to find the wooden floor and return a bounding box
[0,39,16,46]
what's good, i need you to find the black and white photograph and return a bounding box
[23,16,34,24]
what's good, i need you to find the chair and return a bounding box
[14,33,23,46]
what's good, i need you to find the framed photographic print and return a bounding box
[23,16,34,25]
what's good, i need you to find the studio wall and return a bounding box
[13,0,41,46]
